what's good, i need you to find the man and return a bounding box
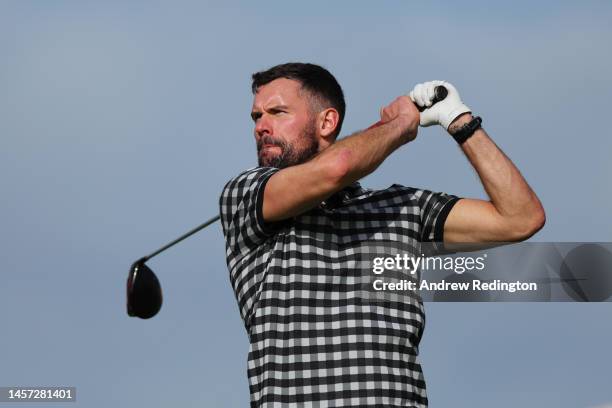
[219,63,545,407]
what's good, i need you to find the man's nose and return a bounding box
[255,114,272,138]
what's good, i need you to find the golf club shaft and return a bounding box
[137,87,446,263]
[142,215,221,262]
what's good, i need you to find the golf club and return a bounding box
[126,85,447,319]
[126,215,220,319]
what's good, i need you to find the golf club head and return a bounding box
[127,259,163,319]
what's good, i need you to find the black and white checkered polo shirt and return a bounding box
[219,166,460,407]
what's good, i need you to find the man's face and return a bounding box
[251,78,319,168]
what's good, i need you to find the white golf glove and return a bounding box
[409,80,471,130]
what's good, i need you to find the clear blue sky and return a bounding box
[1,1,611,407]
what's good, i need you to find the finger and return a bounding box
[409,89,416,103]
[425,82,435,107]
[413,83,426,107]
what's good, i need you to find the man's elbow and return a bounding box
[508,206,546,241]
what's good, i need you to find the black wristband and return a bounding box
[451,116,482,145]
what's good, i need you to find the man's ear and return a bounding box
[318,108,340,140]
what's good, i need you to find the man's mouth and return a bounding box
[260,144,281,152]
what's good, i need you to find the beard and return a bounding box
[257,119,319,169]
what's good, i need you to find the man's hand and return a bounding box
[409,81,471,130]
[379,95,420,144]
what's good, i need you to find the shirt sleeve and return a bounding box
[413,188,461,243]
[219,167,285,258]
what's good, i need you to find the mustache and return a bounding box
[257,135,286,152]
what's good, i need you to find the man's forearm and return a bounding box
[450,114,544,223]
[263,115,411,222]
[314,117,407,187]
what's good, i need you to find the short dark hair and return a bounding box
[251,62,346,139]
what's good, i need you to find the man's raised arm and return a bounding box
[409,80,545,243]
[263,96,420,222]
[443,115,545,242]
